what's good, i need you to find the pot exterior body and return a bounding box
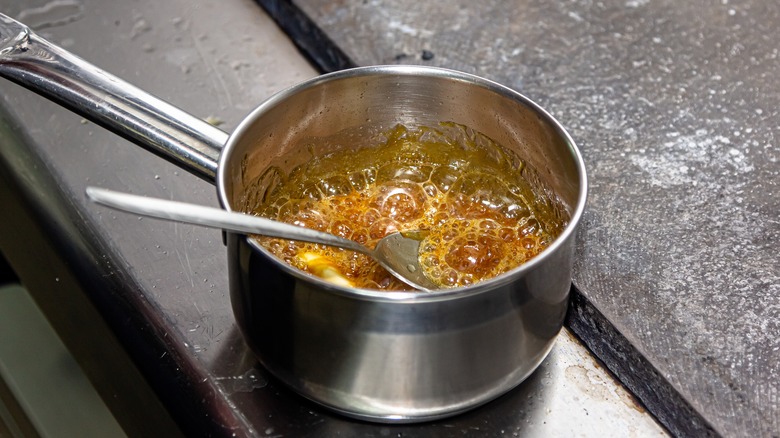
[227,231,573,422]
[220,66,586,422]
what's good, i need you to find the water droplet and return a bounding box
[131,18,151,39]
[18,0,84,30]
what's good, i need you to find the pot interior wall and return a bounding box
[220,69,582,217]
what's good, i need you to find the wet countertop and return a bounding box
[0,0,666,436]
[1,0,777,436]
[256,0,780,436]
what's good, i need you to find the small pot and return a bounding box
[0,14,587,422]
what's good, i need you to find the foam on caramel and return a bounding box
[250,123,568,291]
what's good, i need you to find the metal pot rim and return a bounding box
[217,65,588,302]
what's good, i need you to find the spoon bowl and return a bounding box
[85,187,437,290]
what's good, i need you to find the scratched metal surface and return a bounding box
[0,0,669,435]
[269,0,780,436]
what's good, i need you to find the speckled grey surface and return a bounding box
[274,0,780,436]
[0,0,669,435]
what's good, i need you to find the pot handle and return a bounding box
[0,13,228,183]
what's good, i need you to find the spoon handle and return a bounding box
[85,187,370,255]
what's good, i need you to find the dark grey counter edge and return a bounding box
[259,0,356,71]
[255,1,717,436]
[566,288,717,437]
[0,104,246,437]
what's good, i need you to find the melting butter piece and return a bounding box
[300,252,355,288]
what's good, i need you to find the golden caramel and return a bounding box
[249,123,568,290]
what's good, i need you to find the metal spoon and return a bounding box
[85,187,437,291]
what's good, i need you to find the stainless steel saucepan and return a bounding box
[0,13,587,422]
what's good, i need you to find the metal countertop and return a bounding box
[0,0,666,436]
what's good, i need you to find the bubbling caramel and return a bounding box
[248,123,568,291]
